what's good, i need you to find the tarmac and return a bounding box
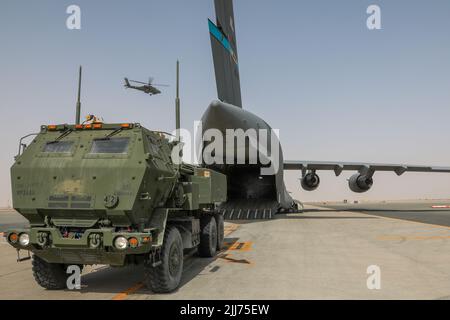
[1,200,450,300]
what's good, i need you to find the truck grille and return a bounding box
[48,194,93,209]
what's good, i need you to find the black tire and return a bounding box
[144,226,184,293]
[32,255,68,290]
[198,215,217,257]
[214,213,224,251]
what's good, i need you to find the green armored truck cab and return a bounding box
[5,122,227,293]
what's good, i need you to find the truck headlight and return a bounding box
[114,236,128,250]
[19,233,30,246]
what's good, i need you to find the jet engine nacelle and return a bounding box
[301,172,320,191]
[348,173,373,193]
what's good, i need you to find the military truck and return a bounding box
[5,122,227,293]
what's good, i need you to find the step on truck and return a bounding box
[5,122,227,293]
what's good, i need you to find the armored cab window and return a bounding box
[90,137,130,154]
[43,141,74,153]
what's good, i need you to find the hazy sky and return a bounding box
[1,0,450,207]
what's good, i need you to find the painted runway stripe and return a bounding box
[312,204,450,230]
[112,282,144,300]
[224,223,239,236]
[218,253,253,265]
[357,211,450,230]
[378,235,450,241]
[111,223,240,300]
[224,241,253,252]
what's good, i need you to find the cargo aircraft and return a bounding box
[201,0,450,220]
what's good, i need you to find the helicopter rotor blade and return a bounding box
[129,80,148,85]
[127,78,168,87]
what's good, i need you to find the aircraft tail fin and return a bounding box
[209,0,242,108]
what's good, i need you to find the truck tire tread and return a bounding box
[198,215,217,257]
[215,213,224,250]
[32,255,68,290]
[144,226,183,293]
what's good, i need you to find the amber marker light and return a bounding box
[84,124,92,129]
[93,124,102,129]
[128,237,139,248]
[121,123,131,129]
[9,233,18,244]
[47,125,57,131]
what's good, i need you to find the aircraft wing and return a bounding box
[283,160,450,176]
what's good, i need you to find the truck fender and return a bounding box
[148,208,169,247]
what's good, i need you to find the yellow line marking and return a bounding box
[112,223,241,300]
[218,253,254,266]
[378,235,450,241]
[314,204,450,230]
[224,241,253,252]
[112,282,144,300]
[224,224,239,236]
[354,211,450,231]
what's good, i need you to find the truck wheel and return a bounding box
[198,215,217,257]
[32,255,68,290]
[144,226,184,293]
[215,213,224,250]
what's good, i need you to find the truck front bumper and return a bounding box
[4,227,156,266]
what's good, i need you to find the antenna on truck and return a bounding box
[75,66,82,125]
[175,60,181,142]
[174,60,183,168]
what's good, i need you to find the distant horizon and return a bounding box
[3,197,450,210]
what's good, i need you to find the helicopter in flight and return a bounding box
[124,77,169,95]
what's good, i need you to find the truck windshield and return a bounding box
[90,137,130,154]
[43,141,74,153]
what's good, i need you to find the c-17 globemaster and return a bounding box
[202,0,450,219]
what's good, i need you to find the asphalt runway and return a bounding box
[317,200,450,227]
[1,201,450,300]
